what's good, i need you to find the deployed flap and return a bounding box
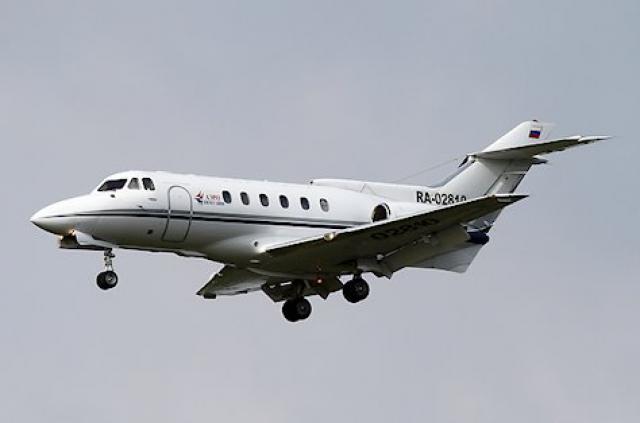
[263,194,526,272]
[474,135,610,160]
[196,266,342,302]
[262,277,343,302]
[196,266,273,298]
[412,244,484,273]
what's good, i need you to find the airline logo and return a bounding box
[195,191,224,206]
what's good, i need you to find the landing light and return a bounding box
[323,232,336,241]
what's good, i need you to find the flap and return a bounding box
[196,266,271,298]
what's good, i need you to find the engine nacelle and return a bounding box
[371,203,390,222]
[466,231,490,245]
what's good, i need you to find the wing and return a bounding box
[198,195,525,300]
[262,194,526,273]
[196,266,344,302]
[196,266,273,298]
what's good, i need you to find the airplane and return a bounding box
[30,121,608,322]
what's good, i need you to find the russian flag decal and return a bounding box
[529,126,542,139]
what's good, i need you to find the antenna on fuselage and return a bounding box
[391,156,463,184]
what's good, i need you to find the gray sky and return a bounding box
[2,0,639,421]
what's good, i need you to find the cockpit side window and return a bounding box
[128,178,140,190]
[142,178,155,191]
[97,179,127,191]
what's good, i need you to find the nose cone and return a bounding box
[30,204,71,235]
[30,196,95,235]
[30,208,48,229]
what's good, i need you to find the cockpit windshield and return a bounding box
[97,179,128,191]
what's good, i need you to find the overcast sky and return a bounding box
[2,1,639,422]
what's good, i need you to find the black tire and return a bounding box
[282,300,299,322]
[343,278,369,303]
[282,298,312,322]
[293,298,312,320]
[97,271,118,290]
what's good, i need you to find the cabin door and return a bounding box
[162,186,193,242]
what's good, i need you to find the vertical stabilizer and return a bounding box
[436,121,556,199]
[483,120,555,153]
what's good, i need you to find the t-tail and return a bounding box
[407,120,610,273]
[312,120,609,273]
[441,120,609,200]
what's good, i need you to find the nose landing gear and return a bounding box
[96,250,118,290]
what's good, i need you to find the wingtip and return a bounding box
[580,135,612,142]
[494,193,529,203]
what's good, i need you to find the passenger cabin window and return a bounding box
[300,197,310,210]
[241,192,250,205]
[320,198,330,212]
[260,194,269,207]
[128,178,140,190]
[98,179,127,191]
[142,178,155,191]
[222,190,232,204]
[279,195,289,208]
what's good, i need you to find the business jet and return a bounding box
[30,121,608,322]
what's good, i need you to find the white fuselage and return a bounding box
[31,171,433,271]
[28,122,606,322]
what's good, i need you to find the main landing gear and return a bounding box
[342,276,370,303]
[96,250,118,290]
[282,297,312,322]
[279,276,371,322]
[279,280,313,322]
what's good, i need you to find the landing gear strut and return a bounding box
[282,297,312,322]
[96,250,118,290]
[343,276,369,303]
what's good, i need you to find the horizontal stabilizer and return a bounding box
[474,135,611,161]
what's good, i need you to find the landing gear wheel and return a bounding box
[97,270,118,290]
[282,298,312,322]
[282,300,298,322]
[97,249,118,290]
[343,277,370,303]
